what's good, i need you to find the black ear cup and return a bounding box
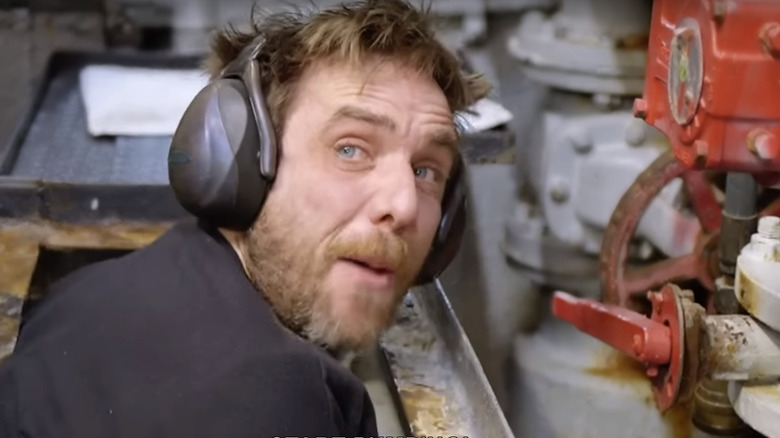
[414,158,468,285]
[168,78,268,230]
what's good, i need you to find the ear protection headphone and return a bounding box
[167,36,468,284]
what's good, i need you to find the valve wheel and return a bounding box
[600,150,780,311]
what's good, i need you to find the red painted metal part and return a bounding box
[635,0,780,176]
[552,291,671,364]
[600,148,780,311]
[600,151,720,310]
[553,284,686,412]
[646,285,685,412]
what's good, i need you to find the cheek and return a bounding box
[274,162,338,227]
[412,201,443,261]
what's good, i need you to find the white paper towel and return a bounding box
[460,98,513,133]
[79,65,209,137]
[78,64,511,137]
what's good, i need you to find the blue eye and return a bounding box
[338,145,358,158]
[414,167,432,180]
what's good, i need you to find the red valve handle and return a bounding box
[552,284,690,412]
[552,292,672,364]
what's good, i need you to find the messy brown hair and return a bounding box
[203,0,491,137]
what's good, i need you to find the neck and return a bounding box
[218,227,250,274]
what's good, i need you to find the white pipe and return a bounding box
[702,315,780,381]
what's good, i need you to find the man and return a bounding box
[0,0,490,436]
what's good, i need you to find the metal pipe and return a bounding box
[716,172,758,313]
[723,173,758,217]
[701,315,780,381]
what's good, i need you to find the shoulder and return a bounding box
[200,341,374,436]
[0,358,19,437]
[244,335,378,436]
[13,221,224,349]
[312,348,380,436]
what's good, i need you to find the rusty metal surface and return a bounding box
[700,315,780,381]
[692,379,748,436]
[380,281,514,438]
[600,150,719,310]
[553,283,712,413]
[600,151,780,313]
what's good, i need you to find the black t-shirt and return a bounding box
[0,220,379,438]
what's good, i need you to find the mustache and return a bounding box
[325,230,408,272]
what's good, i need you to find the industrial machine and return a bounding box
[503,0,780,436]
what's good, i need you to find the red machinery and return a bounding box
[636,0,780,174]
[552,0,780,428]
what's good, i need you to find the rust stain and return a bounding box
[702,318,746,378]
[381,298,473,437]
[737,270,759,316]
[748,383,780,398]
[397,385,451,436]
[586,351,648,382]
[663,402,693,438]
[0,219,171,250]
[616,33,650,50]
[0,229,40,298]
[0,219,171,298]
[0,315,20,362]
[586,350,695,438]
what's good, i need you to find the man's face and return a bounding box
[243,58,457,352]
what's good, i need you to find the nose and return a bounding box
[367,163,419,232]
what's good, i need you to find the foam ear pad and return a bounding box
[414,159,468,284]
[168,78,268,230]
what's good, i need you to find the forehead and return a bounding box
[293,57,454,124]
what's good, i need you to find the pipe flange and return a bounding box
[646,284,685,411]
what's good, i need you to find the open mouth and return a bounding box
[342,257,395,275]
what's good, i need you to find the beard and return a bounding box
[242,193,419,352]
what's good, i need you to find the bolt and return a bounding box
[633,98,648,119]
[549,181,570,203]
[758,216,780,240]
[648,291,665,305]
[647,366,659,377]
[693,139,709,166]
[593,93,620,109]
[712,0,727,21]
[747,129,778,162]
[761,23,780,56]
[625,120,647,147]
[568,129,592,154]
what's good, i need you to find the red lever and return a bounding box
[552,292,672,364]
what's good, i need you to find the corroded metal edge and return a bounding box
[380,280,514,438]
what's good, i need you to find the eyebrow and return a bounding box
[329,104,459,155]
[329,105,396,131]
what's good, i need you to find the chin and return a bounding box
[313,288,398,351]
